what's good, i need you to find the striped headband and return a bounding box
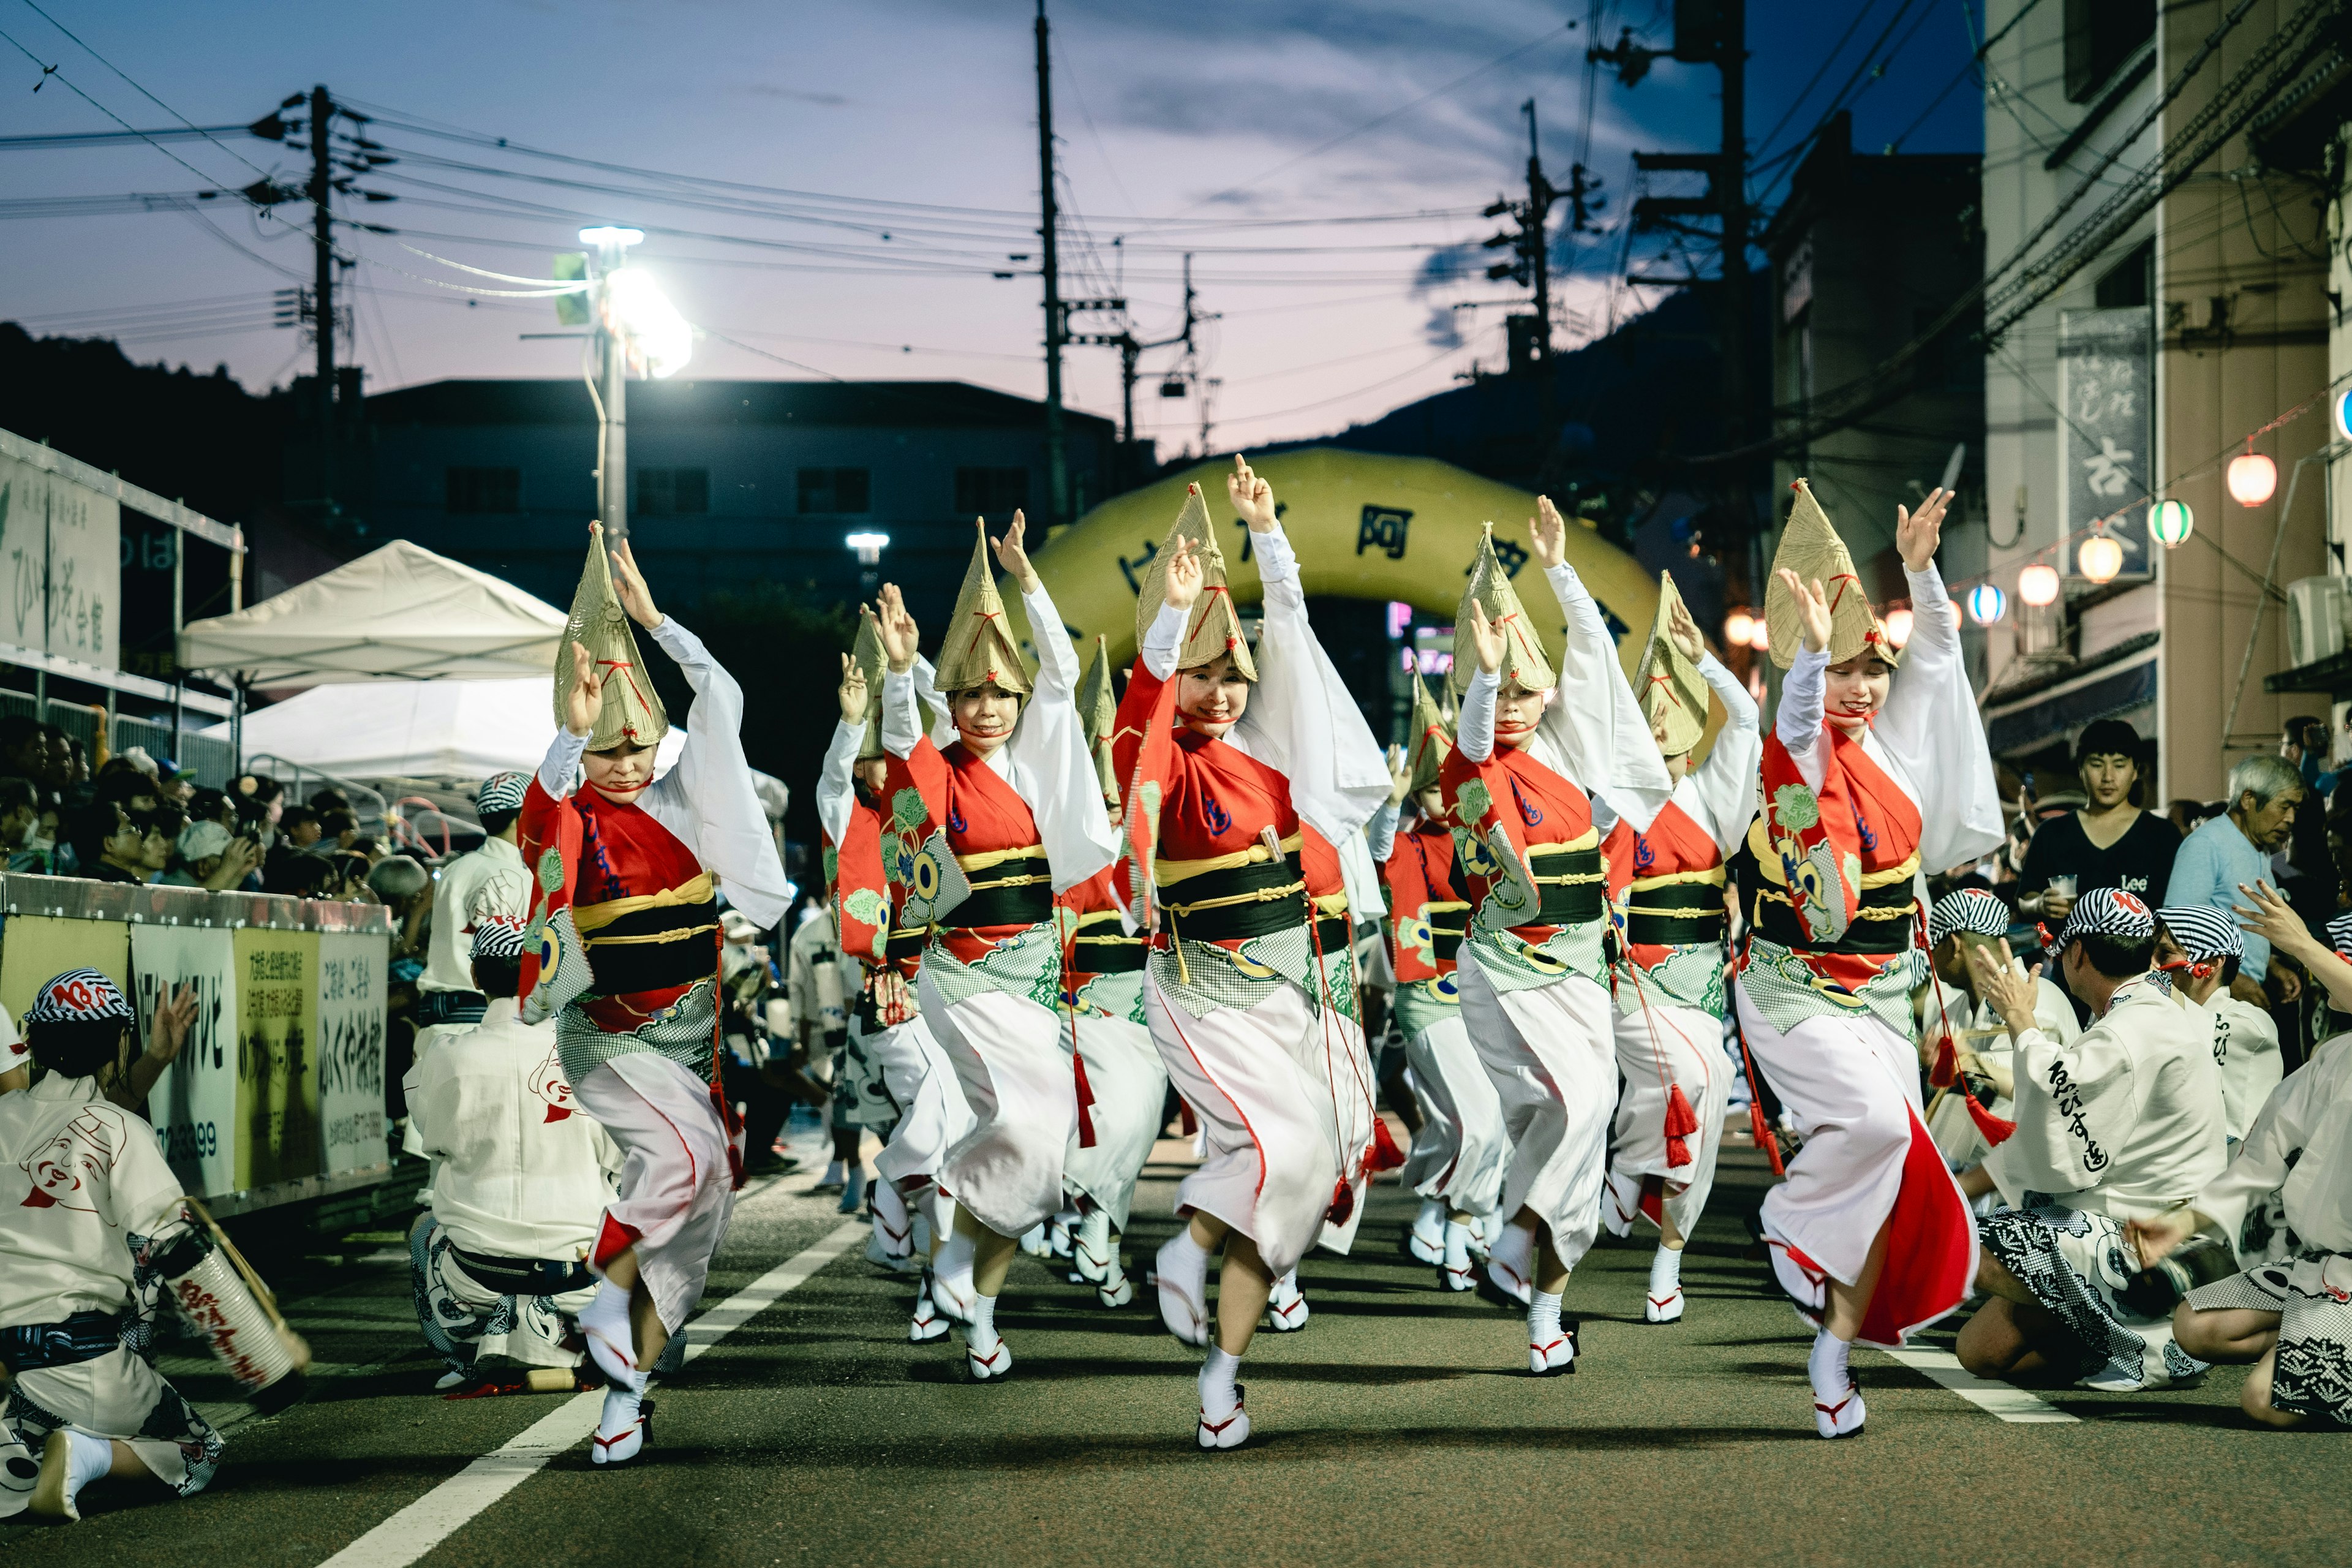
[24,968,135,1027]
[471,916,529,962]
[2155,905,2243,963]
[1928,888,2010,946]
[2057,887,2154,945]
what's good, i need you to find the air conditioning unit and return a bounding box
[2286,577,2351,668]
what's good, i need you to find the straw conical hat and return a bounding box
[556,524,668,751]
[1077,633,1118,800]
[1451,524,1555,696]
[1405,677,1453,796]
[1764,480,1896,671]
[1634,570,1711,758]
[932,522,1033,697]
[1133,483,1257,680]
[851,608,888,761]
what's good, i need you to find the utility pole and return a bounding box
[1072,252,1213,492]
[1481,101,1558,373]
[1035,0,1068,530]
[582,227,644,543]
[308,83,336,515]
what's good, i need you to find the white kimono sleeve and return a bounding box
[1232,524,1390,844]
[641,617,790,929]
[537,727,587,803]
[1771,647,1831,794]
[1989,1017,2144,1200]
[1001,581,1118,892]
[815,718,862,852]
[1870,564,2003,872]
[1537,562,1671,833]
[1686,652,1762,856]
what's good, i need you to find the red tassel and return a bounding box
[1662,1082,1698,1169]
[1664,1133,1693,1169]
[1369,1115,1406,1172]
[1964,1091,2017,1147]
[1747,1098,1784,1177]
[1073,1052,1098,1150]
[1324,1177,1354,1227]
[1928,1031,1959,1090]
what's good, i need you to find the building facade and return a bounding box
[1980,0,2334,800]
[361,378,1117,631]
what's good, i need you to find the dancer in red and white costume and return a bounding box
[1734,481,2001,1436]
[1113,457,1388,1447]
[817,624,978,1341]
[1600,573,1759,1324]
[872,514,1118,1381]
[1442,500,1673,1377]
[519,525,790,1466]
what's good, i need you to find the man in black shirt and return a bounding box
[2016,719,2179,918]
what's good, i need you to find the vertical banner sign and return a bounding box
[132,925,238,1198]
[0,448,123,668]
[2057,307,2154,578]
[0,914,129,1023]
[232,928,320,1190]
[315,931,390,1174]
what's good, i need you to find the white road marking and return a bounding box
[315,1216,867,1568]
[1877,1345,2081,1423]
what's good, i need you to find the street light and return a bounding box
[845,532,891,565]
[605,268,693,380]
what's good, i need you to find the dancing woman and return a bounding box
[1442,499,1672,1376]
[1735,481,2002,1436]
[872,513,1118,1381]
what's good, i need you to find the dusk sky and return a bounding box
[1,1,1983,454]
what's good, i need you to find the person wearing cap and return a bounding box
[1378,679,1510,1288]
[157,816,260,891]
[2016,720,2179,919]
[1955,889,2228,1389]
[1739,481,2003,1438]
[1109,457,1391,1446]
[822,614,978,1337]
[872,507,1118,1384]
[408,918,623,1390]
[2154,905,2280,1145]
[1918,887,2081,1176]
[518,524,790,1467]
[1594,572,1761,1324]
[0,969,218,1525]
[416,771,533,1032]
[1446,496,1675,1378]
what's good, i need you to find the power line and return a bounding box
[13,0,276,181]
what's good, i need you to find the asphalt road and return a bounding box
[3,1132,2341,1568]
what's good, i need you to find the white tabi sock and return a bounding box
[820,1159,843,1187]
[1493,1216,1534,1280]
[1649,1245,1684,1297]
[967,1291,1000,1349]
[1199,1346,1240,1419]
[1809,1328,1853,1400]
[1161,1224,1211,1284]
[62,1430,111,1499]
[578,1279,643,1389]
[1442,1220,1471,1276]
[1528,1289,1564,1344]
[935,1227,976,1284]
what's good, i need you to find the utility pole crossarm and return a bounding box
[1036,0,1068,530]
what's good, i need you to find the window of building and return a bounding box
[796,467,872,514]
[446,466,520,514]
[637,467,709,516]
[2063,0,2154,104]
[2094,237,2154,309]
[954,466,1029,519]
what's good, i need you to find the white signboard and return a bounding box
[2057,307,2154,578]
[132,925,239,1199]
[315,931,390,1174]
[0,447,123,668]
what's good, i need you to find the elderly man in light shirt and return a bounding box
[2166,755,2305,1006]
[416,772,533,1031]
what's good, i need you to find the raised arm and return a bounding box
[875,583,925,760]
[1771,567,1832,792]
[1529,497,1669,830]
[815,658,864,851]
[993,510,1080,698]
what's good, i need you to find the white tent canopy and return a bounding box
[178,538,567,687]
[203,677,788,818]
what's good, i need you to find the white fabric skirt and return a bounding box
[1400,1013,1510,1213]
[1061,1011,1169,1232]
[1732,990,1978,1347]
[1314,1008,1382,1256]
[574,1051,737,1336]
[858,1012,976,1191]
[919,972,1078,1239]
[1455,961,1616,1272]
[1144,971,1341,1279]
[1604,998,1733,1240]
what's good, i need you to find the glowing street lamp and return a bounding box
[845,532,891,565]
[1724,609,1755,648]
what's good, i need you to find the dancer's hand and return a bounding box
[1531,496,1568,570]
[1229,457,1278,533]
[145,983,198,1069]
[837,652,868,724]
[875,584,919,675]
[1385,744,1411,806]
[1779,568,1833,654]
[1163,536,1203,613]
[991,510,1041,593]
[1667,592,1705,662]
[1896,487,1952,574]
[2125,1206,2203,1268]
[1964,937,2039,1039]
[564,642,605,737]
[1468,597,1506,675]
[603,526,664,630]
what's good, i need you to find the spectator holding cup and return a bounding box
[2016,719,2177,920]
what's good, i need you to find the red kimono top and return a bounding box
[1438,741,1609,992]
[1604,796,1730,1017]
[1384,815,1469,1039]
[880,737,1060,1011]
[828,788,926,1030]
